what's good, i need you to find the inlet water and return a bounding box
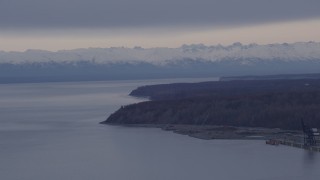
[0,79,319,180]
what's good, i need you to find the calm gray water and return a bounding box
[0,79,319,180]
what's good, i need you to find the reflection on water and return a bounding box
[305,151,316,163]
[0,79,319,180]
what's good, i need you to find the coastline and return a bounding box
[102,77,320,142]
[102,123,302,141]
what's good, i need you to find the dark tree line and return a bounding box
[104,79,320,130]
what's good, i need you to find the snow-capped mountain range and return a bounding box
[0,42,320,83]
[1,42,320,65]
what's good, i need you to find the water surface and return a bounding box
[0,78,319,180]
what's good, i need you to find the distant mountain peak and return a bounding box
[0,42,320,65]
[1,42,320,83]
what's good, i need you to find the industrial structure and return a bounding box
[301,119,320,146]
[266,120,320,152]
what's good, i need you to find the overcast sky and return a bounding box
[0,0,320,51]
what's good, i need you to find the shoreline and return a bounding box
[102,123,302,141]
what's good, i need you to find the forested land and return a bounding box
[103,79,320,130]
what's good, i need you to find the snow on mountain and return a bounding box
[1,42,320,65]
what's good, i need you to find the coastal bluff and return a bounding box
[102,78,320,130]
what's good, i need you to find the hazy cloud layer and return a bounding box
[1,0,320,29]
